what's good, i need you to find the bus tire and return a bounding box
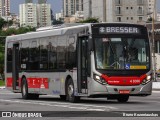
[66,78,80,103]
[117,95,129,103]
[21,78,39,99]
[21,78,30,99]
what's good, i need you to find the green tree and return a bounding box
[8,20,13,26]
[0,18,7,30]
[52,19,64,25]
[147,17,153,22]
[0,44,4,80]
[79,17,99,23]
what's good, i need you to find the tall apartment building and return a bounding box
[19,1,37,27]
[157,12,160,21]
[19,0,51,27]
[37,0,51,27]
[0,0,10,17]
[63,0,83,17]
[38,0,46,4]
[84,0,149,23]
[147,0,156,19]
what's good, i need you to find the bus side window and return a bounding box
[7,42,13,73]
[20,40,29,70]
[57,37,66,69]
[40,38,48,70]
[66,36,76,69]
[29,40,40,70]
[49,37,57,70]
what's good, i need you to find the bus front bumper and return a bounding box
[89,81,152,97]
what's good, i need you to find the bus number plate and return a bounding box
[119,90,130,94]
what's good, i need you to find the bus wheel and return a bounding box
[117,95,129,103]
[66,79,80,103]
[21,78,30,99]
[21,78,39,99]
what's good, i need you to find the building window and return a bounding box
[117,17,121,22]
[139,17,143,21]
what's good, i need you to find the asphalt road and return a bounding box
[0,89,160,120]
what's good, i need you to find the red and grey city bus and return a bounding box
[5,23,152,103]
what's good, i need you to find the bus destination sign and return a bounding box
[99,27,140,34]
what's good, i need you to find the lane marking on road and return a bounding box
[0,99,118,111]
[130,100,160,104]
[28,100,118,110]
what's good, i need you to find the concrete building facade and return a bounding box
[19,3,37,27]
[0,0,10,17]
[37,2,51,27]
[84,0,149,23]
[63,0,83,17]
[147,0,156,19]
[19,0,51,27]
[157,12,160,21]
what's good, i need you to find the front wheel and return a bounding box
[66,78,80,103]
[117,95,129,103]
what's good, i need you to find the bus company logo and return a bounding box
[2,112,11,117]
[99,27,105,33]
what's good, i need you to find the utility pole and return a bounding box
[152,0,156,81]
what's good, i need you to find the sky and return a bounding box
[10,0,62,15]
[10,0,160,15]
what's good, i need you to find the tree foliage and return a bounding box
[0,18,7,30]
[79,17,99,23]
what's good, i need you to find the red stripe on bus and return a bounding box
[101,74,147,86]
[27,78,49,89]
[6,78,12,87]
[6,77,49,89]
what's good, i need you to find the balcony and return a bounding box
[137,0,144,5]
[115,0,122,5]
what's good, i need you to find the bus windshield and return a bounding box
[95,37,150,70]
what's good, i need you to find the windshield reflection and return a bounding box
[95,38,150,70]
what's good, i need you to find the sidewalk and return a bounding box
[152,82,160,91]
[0,86,5,89]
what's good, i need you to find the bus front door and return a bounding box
[78,37,88,94]
[12,44,19,90]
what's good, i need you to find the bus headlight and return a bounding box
[146,75,151,80]
[141,75,152,85]
[93,74,107,85]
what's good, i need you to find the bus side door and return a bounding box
[77,36,89,94]
[12,43,20,90]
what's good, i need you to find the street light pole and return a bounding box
[152,0,156,81]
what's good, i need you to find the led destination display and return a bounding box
[99,27,140,34]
